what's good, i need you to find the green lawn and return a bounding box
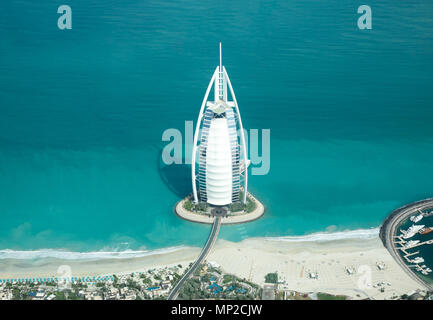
[317,292,347,300]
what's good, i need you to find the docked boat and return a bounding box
[401,225,425,239]
[410,214,423,223]
[410,257,425,264]
[419,227,433,235]
[403,240,420,249]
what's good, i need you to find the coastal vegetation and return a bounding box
[182,191,257,215]
[229,192,256,214]
[176,263,259,300]
[183,199,208,214]
[264,272,278,284]
[317,292,347,300]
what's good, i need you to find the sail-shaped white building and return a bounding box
[191,44,249,206]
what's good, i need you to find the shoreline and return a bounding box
[0,228,426,299]
[0,226,380,260]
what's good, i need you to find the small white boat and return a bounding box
[401,225,425,239]
[403,240,420,249]
[410,214,423,223]
[410,257,425,264]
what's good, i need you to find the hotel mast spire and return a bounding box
[219,42,222,73]
[217,42,225,101]
[191,44,249,205]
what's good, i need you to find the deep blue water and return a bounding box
[0,0,433,253]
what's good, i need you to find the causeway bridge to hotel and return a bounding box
[167,216,222,300]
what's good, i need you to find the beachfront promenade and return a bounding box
[380,198,433,291]
[175,192,265,225]
[167,216,222,300]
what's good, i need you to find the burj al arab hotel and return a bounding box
[191,44,249,206]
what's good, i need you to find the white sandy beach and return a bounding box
[0,235,425,300]
[209,237,424,299]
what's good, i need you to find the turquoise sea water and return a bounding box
[1,1,433,256]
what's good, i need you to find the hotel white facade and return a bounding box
[191,44,249,206]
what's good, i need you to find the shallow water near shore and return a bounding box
[1,0,433,257]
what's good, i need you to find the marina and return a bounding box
[380,199,433,289]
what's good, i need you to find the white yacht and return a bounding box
[410,257,425,264]
[401,224,425,239]
[410,214,423,223]
[403,240,420,249]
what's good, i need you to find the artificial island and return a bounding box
[174,44,265,225]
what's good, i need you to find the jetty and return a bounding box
[167,217,222,300]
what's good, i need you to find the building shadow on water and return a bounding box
[157,147,191,198]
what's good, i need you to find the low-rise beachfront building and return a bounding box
[262,284,276,300]
[191,44,249,207]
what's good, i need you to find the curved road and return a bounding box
[379,198,433,291]
[168,216,222,300]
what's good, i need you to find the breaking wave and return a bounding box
[0,246,187,260]
[262,227,380,242]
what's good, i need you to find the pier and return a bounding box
[167,216,222,300]
[380,198,433,290]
